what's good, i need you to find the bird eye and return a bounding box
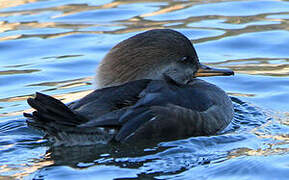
[180,56,190,63]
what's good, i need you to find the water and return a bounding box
[1,0,289,179]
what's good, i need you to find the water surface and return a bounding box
[1,0,289,179]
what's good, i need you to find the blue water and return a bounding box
[1,0,289,179]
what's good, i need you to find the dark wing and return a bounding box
[69,79,151,119]
[111,79,233,142]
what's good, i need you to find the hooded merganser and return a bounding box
[24,29,234,146]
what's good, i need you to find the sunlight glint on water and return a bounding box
[0,0,289,179]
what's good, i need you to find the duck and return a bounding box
[24,29,234,146]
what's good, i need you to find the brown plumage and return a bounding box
[96,29,199,88]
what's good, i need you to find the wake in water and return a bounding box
[2,97,287,179]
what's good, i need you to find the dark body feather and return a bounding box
[24,78,233,145]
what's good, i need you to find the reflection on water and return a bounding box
[0,0,289,179]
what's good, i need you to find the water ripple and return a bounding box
[1,0,289,179]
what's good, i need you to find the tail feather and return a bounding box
[24,92,116,146]
[24,92,88,131]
